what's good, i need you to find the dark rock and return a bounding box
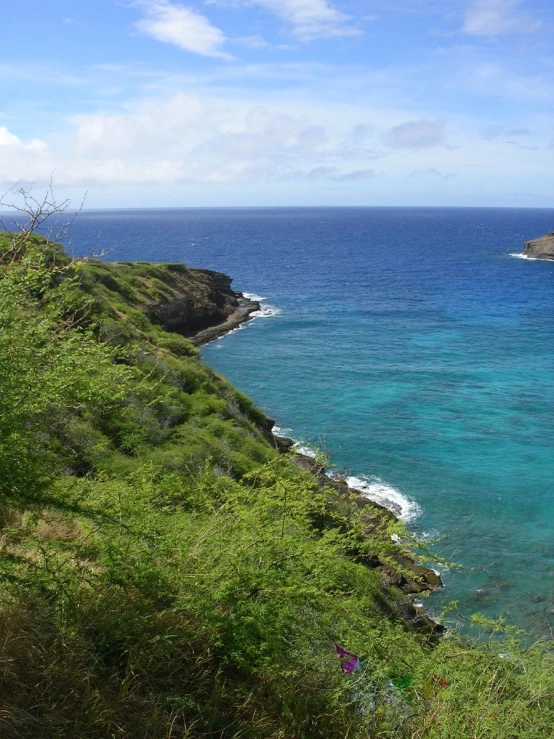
[375,565,405,588]
[146,268,261,345]
[523,231,554,260]
[273,435,295,454]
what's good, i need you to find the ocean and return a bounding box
[68,206,554,636]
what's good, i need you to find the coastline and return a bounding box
[195,292,444,639]
[511,252,554,261]
[189,292,261,345]
[271,437,443,639]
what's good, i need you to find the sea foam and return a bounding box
[286,438,421,522]
[242,292,265,302]
[509,252,539,260]
[243,292,282,318]
[345,475,422,523]
[272,424,293,437]
[293,443,318,459]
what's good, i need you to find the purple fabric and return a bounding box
[335,644,361,674]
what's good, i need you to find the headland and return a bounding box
[523,231,554,259]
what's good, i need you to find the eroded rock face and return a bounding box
[147,269,239,335]
[523,232,554,260]
[146,267,260,344]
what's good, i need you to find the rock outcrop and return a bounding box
[523,231,554,260]
[145,266,260,344]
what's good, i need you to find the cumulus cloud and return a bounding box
[0,127,48,152]
[198,106,328,161]
[0,120,190,187]
[135,1,233,59]
[73,93,207,156]
[0,99,338,187]
[385,120,445,149]
[0,93,389,189]
[463,0,540,36]
[0,127,54,185]
[248,0,360,40]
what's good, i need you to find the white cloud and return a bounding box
[0,86,550,205]
[0,127,47,152]
[385,120,445,149]
[0,127,54,184]
[0,126,50,159]
[73,93,207,156]
[249,0,360,40]
[198,106,328,159]
[0,95,387,188]
[463,0,540,36]
[135,1,233,59]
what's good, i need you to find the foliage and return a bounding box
[0,226,551,737]
[0,232,133,510]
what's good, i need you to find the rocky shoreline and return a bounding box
[272,436,444,639]
[144,267,262,345]
[189,292,261,345]
[192,285,444,639]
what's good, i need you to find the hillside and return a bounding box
[0,230,552,738]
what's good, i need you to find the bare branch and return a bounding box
[0,177,87,267]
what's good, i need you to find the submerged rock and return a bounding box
[523,231,554,260]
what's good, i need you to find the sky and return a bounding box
[0,0,553,208]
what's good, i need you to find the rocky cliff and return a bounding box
[143,266,261,343]
[523,231,554,260]
[80,260,260,345]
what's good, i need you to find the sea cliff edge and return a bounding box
[180,272,445,638]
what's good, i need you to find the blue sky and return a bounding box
[0,0,552,207]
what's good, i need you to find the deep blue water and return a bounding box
[67,207,554,635]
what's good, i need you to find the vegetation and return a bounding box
[0,223,552,738]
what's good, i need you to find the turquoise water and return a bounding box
[69,207,554,635]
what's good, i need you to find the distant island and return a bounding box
[523,231,554,259]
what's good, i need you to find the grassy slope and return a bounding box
[0,238,552,738]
